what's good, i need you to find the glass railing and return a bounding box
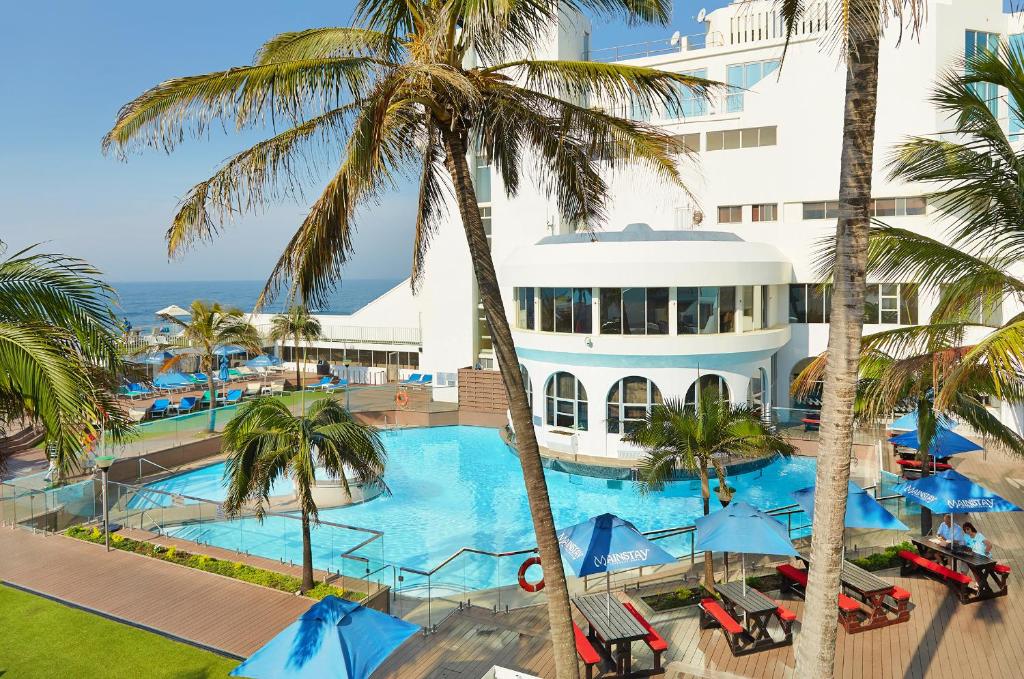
[770,406,889,446]
[0,478,101,532]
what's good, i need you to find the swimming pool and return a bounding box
[138,426,818,591]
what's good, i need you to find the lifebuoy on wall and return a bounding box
[395,390,410,408]
[518,556,544,592]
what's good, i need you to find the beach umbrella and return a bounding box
[247,354,282,367]
[889,427,981,457]
[792,481,908,531]
[219,356,230,386]
[556,513,676,616]
[229,595,418,679]
[695,501,798,595]
[155,304,190,317]
[889,411,956,432]
[894,469,1021,515]
[214,344,247,357]
[129,350,175,378]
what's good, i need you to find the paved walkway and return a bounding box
[0,529,312,658]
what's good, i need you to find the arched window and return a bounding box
[520,364,532,409]
[684,374,731,409]
[545,372,588,430]
[607,377,663,434]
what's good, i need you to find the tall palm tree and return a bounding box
[0,242,131,477]
[221,396,386,592]
[775,2,925,675]
[103,4,714,673]
[269,305,322,391]
[626,389,793,593]
[161,300,261,432]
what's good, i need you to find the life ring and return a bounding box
[395,390,410,408]
[518,556,545,592]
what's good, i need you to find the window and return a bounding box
[600,288,668,334]
[740,285,755,331]
[706,126,777,151]
[726,59,780,112]
[607,377,663,434]
[520,364,532,408]
[677,286,732,334]
[751,203,777,222]
[718,205,742,224]
[965,30,1000,116]
[537,288,591,333]
[685,374,731,409]
[789,284,830,323]
[474,148,491,203]
[480,206,492,248]
[788,284,807,323]
[572,288,593,333]
[545,372,587,430]
[802,201,839,219]
[666,69,708,118]
[863,283,918,325]
[674,133,700,153]
[870,197,927,216]
[515,287,535,329]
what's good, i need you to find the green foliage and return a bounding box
[642,584,713,612]
[65,525,363,601]
[851,542,915,572]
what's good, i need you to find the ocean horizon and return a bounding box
[110,279,404,330]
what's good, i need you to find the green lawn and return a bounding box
[0,584,239,678]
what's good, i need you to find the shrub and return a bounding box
[851,542,914,572]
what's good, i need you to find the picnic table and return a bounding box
[715,582,793,649]
[573,594,647,677]
[795,557,910,631]
[911,537,1008,600]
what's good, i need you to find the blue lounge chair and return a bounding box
[218,389,243,405]
[418,374,433,385]
[119,385,145,400]
[325,378,348,392]
[305,377,333,391]
[401,373,423,384]
[199,390,216,406]
[174,396,197,414]
[194,373,209,383]
[149,398,170,418]
[128,382,153,397]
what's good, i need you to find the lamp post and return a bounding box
[95,455,115,552]
[343,359,352,411]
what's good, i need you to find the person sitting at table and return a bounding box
[963,522,992,558]
[936,514,964,545]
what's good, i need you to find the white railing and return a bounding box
[253,323,421,346]
[588,32,725,63]
[728,1,829,46]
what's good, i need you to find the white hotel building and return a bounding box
[269,0,1024,458]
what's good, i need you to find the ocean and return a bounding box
[110,279,403,331]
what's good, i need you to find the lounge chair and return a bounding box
[217,389,242,405]
[325,378,349,392]
[193,372,209,383]
[237,366,257,379]
[401,373,422,384]
[199,390,216,406]
[128,382,153,397]
[174,396,198,414]
[127,407,148,423]
[418,374,433,385]
[228,368,245,381]
[244,382,262,398]
[305,377,333,391]
[269,382,285,396]
[149,398,171,418]
[119,385,145,400]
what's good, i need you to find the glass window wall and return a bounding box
[607,377,663,434]
[545,371,588,430]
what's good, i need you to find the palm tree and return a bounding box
[775,2,925,675]
[221,396,386,592]
[103,4,715,673]
[0,242,131,477]
[269,305,322,391]
[626,389,794,593]
[161,300,261,432]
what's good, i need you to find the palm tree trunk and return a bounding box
[300,508,314,593]
[699,465,715,594]
[795,3,881,677]
[442,128,579,679]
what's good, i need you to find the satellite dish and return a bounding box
[693,210,704,225]
[670,30,681,46]
[697,8,707,23]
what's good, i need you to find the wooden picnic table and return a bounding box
[912,536,1008,600]
[573,593,647,677]
[840,560,900,627]
[715,581,792,649]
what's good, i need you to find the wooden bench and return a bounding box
[699,598,757,656]
[777,564,867,632]
[898,550,975,603]
[622,602,667,674]
[573,622,601,679]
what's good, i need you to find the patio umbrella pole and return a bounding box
[607,571,611,619]
[741,553,746,596]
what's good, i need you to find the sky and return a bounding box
[0,1,728,282]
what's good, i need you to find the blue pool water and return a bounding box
[138,426,818,591]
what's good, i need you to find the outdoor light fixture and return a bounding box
[95,455,115,552]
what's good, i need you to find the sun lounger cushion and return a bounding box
[700,598,744,635]
[622,601,668,652]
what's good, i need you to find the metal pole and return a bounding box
[102,469,110,552]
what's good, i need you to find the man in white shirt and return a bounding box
[936,514,964,544]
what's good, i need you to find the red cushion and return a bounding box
[890,586,911,602]
[995,564,1011,575]
[838,594,861,612]
[895,459,952,471]
[701,598,744,635]
[622,602,668,652]
[776,605,798,622]
[572,622,600,665]
[777,564,809,586]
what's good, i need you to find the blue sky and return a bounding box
[0,1,727,282]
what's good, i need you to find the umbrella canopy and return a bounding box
[155,304,190,317]
[791,481,908,531]
[129,350,175,365]
[230,596,418,679]
[889,427,982,456]
[694,501,799,557]
[247,354,283,367]
[214,345,248,357]
[556,513,676,577]
[894,469,1022,514]
[889,411,957,432]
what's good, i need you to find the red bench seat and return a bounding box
[573,621,600,679]
[995,564,1011,575]
[895,459,953,471]
[776,564,862,611]
[899,550,971,585]
[623,601,668,652]
[776,605,798,622]
[700,598,744,634]
[890,586,911,601]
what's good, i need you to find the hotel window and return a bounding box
[600,288,668,335]
[870,197,927,216]
[789,284,830,323]
[726,59,780,112]
[802,201,839,219]
[665,69,709,118]
[965,30,1000,117]
[677,287,733,334]
[607,377,663,434]
[474,148,491,203]
[706,126,777,151]
[545,371,588,430]
[863,283,918,325]
[685,374,730,409]
[718,205,743,224]
[537,287,590,333]
[515,287,535,329]
[520,364,532,408]
[674,133,701,153]
[751,203,777,222]
[480,206,492,248]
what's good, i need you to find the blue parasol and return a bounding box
[889,411,957,432]
[214,345,247,357]
[247,354,282,368]
[894,469,1021,515]
[792,481,908,531]
[889,427,982,457]
[695,501,798,594]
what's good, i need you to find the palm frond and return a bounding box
[254,27,399,64]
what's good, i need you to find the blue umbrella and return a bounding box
[129,350,175,365]
[889,427,982,457]
[214,345,247,357]
[792,481,908,531]
[890,411,956,432]
[557,513,676,616]
[695,501,798,595]
[230,596,418,679]
[247,354,282,367]
[218,356,230,384]
[894,469,1021,515]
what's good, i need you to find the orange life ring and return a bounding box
[518,556,545,592]
[395,390,410,408]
